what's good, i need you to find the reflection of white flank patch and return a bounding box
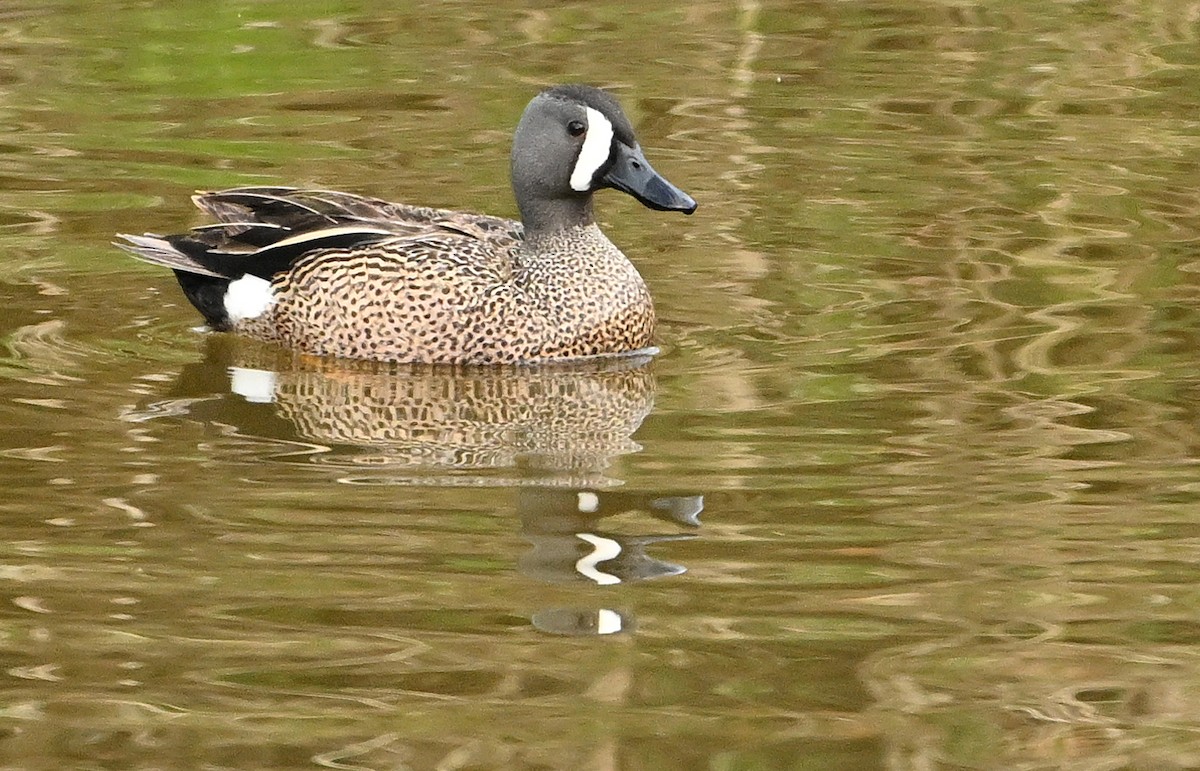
[595,609,623,635]
[229,367,277,404]
[224,274,275,322]
[575,532,621,585]
[569,107,614,192]
[576,491,599,513]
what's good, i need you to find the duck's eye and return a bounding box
[567,120,586,137]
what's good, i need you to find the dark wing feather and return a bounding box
[116,226,397,280]
[195,187,525,246]
[118,187,525,282]
[193,188,338,233]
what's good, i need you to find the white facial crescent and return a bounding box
[569,107,615,192]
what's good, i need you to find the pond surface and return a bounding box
[3,0,1200,768]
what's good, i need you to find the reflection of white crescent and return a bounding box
[575,532,622,585]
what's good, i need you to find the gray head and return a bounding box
[510,84,696,237]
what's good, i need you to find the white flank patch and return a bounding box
[224,274,275,323]
[576,491,600,513]
[569,106,614,192]
[575,532,622,585]
[229,367,277,404]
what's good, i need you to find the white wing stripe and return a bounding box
[264,225,393,251]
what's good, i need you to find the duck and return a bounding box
[116,84,696,364]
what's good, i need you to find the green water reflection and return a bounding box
[2,0,1200,768]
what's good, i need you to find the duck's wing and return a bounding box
[115,187,524,281]
[196,187,524,251]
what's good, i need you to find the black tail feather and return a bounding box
[173,270,233,330]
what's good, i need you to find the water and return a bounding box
[3,0,1200,768]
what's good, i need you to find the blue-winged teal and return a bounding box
[117,84,696,364]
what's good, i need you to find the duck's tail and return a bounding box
[116,233,236,329]
[114,233,227,278]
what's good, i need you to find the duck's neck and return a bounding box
[517,193,595,240]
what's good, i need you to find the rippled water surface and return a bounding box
[4,1,1200,768]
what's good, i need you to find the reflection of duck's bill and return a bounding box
[651,495,704,527]
[570,531,692,584]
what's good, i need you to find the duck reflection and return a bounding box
[146,337,703,636]
[165,335,659,487]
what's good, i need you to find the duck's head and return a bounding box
[511,84,697,236]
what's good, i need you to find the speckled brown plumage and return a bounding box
[117,84,696,364]
[240,218,655,364]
